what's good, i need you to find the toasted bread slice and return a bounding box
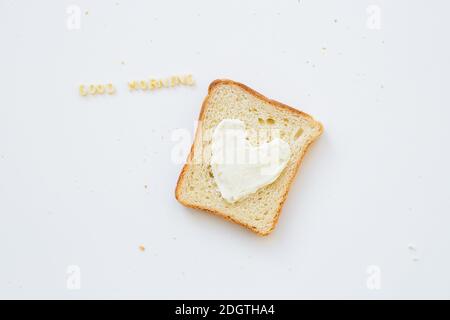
[175,80,323,235]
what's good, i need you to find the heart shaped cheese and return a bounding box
[210,119,291,203]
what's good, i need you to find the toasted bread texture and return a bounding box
[175,80,323,235]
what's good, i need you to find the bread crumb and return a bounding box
[408,243,420,262]
[139,245,145,252]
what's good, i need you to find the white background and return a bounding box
[1,0,449,299]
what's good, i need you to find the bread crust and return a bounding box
[175,79,323,236]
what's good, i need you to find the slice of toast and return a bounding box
[175,79,323,235]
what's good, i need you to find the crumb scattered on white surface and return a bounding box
[408,243,420,262]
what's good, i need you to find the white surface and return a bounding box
[1,0,449,299]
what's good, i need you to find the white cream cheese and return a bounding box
[210,119,291,203]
